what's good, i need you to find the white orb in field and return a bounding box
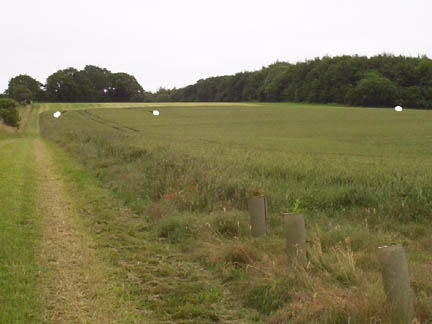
[394,106,403,112]
[152,110,160,116]
[53,111,62,118]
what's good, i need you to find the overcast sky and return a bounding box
[1,0,431,93]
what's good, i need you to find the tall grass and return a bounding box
[40,104,432,221]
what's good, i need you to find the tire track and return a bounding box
[79,110,139,132]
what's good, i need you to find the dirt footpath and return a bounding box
[34,139,131,324]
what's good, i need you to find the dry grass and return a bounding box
[34,139,139,323]
[0,122,17,133]
[145,201,174,222]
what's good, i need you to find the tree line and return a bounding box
[3,66,148,103]
[3,54,432,108]
[156,54,432,108]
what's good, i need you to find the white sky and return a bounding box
[1,0,431,93]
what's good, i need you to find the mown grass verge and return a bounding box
[0,104,44,323]
[39,103,432,322]
[0,138,42,323]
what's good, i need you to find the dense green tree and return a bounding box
[73,71,97,102]
[11,85,32,103]
[348,72,398,107]
[416,58,432,87]
[82,65,111,101]
[46,68,81,102]
[180,84,198,102]
[231,72,252,101]
[196,78,218,101]
[153,87,175,102]
[242,71,266,101]
[400,86,426,108]
[262,65,292,101]
[214,76,235,101]
[107,73,144,102]
[0,98,20,128]
[43,66,147,102]
[7,74,43,102]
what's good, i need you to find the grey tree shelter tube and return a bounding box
[247,196,268,237]
[378,245,414,324]
[285,213,306,265]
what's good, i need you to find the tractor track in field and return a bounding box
[78,110,140,132]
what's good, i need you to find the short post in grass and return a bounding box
[378,245,414,324]
[284,213,306,265]
[247,196,268,237]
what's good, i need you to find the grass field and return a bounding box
[37,102,432,323]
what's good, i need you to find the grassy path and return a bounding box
[35,138,138,323]
[0,137,41,323]
[1,106,141,323]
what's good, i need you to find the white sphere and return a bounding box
[152,110,160,116]
[53,111,62,118]
[394,106,403,112]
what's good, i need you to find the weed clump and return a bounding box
[210,211,250,238]
[144,201,173,222]
[223,243,261,267]
[156,214,197,244]
[245,279,294,315]
[165,282,221,322]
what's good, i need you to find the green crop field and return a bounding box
[38,102,432,323]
